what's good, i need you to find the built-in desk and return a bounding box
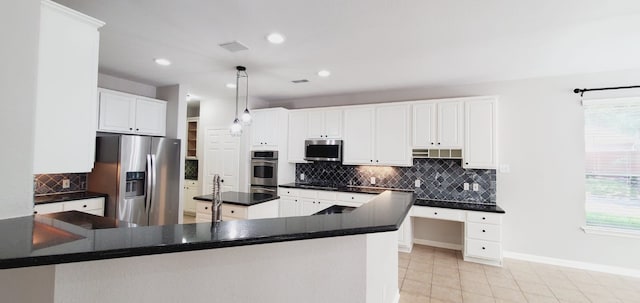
[400,199,505,266]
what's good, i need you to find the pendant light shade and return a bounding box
[229,66,249,136]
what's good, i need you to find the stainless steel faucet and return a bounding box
[211,174,222,223]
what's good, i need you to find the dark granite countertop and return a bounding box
[193,191,280,206]
[414,199,505,213]
[34,192,108,205]
[0,191,414,269]
[279,183,414,195]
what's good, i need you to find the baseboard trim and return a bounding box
[413,239,462,251]
[503,251,640,278]
[392,290,400,303]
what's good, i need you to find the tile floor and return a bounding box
[399,245,640,303]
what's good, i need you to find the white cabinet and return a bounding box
[307,109,343,139]
[288,111,308,163]
[398,216,413,253]
[195,200,279,222]
[278,196,300,217]
[279,188,376,217]
[33,1,104,174]
[343,107,375,165]
[34,197,105,216]
[251,108,288,150]
[97,89,167,136]
[412,101,463,149]
[343,105,411,166]
[183,180,200,214]
[464,98,498,169]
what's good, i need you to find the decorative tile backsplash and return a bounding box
[295,159,496,203]
[34,173,87,196]
[185,159,198,180]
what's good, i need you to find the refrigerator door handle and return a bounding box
[146,154,153,214]
[149,154,157,217]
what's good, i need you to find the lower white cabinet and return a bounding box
[410,205,504,266]
[278,188,376,217]
[183,180,200,214]
[34,197,105,216]
[195,200,280,222]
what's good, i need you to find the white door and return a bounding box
[375,104,411,166]
[464,99,497,169]
[306,110,325,138]
[288,111,308,163]
[437,101,463,148]
[412,103,436,148]
[204,129,240,194]
[324,109,343,138]
[343,107,375,165]
[98,91,135,133]
[134,98,167,136]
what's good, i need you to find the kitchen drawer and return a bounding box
[317,191,336,201]
[221,204,248,219]
[336,192,373,204]
[297,189,318,199]
[185,180,199,187]
[64,197,104,211]
[280,188,299,197]
[411,206,464,222]
[467,212,502,225]
[34,203,64,214]
[196,201,212,214]
[466,222,501,241]
[466,238,501,260]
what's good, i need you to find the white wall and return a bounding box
[0,0,40,219]
[156,84,188,222]
[98,73,157,98]
[269,69,640,271]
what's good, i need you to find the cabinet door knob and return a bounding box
[437,142,441,145]
[376,160,379,163]
[136,128,139,131]
[430,142,434,145]
[83,205,87,208]
[434,212,438,215]
[351,197,354,199]
[231,210,235,214]
[129,128,133,130]
[205,207,208,210]
[482,247,486,250]
[34,211,38,214]
[482,229,486,232]
[370,160,373,162]
[465,162,469,165]
[482,217,486,220]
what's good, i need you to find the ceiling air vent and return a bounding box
[292,79,309,83]
[218,41,249,52]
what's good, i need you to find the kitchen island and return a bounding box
[0,190,413,303]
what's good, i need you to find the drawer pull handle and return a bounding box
[205,207,208,210]
[434,212,438,215]
[482,247,486,250]
[83,205,87,208]
[231,210,235,213]
[482,230,486,232]
[482,217,486,220]
[34,211,38,214]
[351,197,354,199]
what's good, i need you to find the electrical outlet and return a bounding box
[62,179,70,189]
[463,183,469,190]
[472,183,479,191]
[370,177,376,185]
[415,179,421,187]
[300,173,305,181]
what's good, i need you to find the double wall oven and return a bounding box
[250,151,278,195]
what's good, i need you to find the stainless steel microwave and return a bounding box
[304,139,342,162]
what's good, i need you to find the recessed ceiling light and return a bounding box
[154,58,171,66]
[226,83,237,89]
[266,33,285,44]
[318,70,331,77]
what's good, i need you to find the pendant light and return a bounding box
[239,66,252,125]
[229,66,247,137]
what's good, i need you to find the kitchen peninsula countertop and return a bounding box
[193,191,279,206]
[0,190,413,269]
[414,199,505,213]
[34,191,108,205]
[279,183,414,195]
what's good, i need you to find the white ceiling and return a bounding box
[55,0,640,103]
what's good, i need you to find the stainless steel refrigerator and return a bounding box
[88,135,181,226]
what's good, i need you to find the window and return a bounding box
[584,98,640,232]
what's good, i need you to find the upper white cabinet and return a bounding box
[412,101,463,149]
[288,111,308,163]
[343,105,411,166]
[307,109,343,139]
[33,0,104,174]
[97,88,167,136]
[464,98,498,169]
[250,108,288,150]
